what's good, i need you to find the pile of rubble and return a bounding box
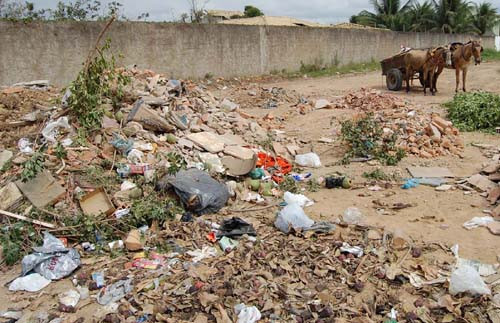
[330,89,464,158]
[0,72,499,323]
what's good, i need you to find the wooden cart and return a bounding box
[381,52,426,91]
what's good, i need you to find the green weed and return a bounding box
[20,151,45,182]
[482,49,500,62]
[445,92,500,132]
[340,113,405,166]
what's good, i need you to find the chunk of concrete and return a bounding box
[224,146,255,160]
[315,99,331,109]
[467,174,497,192]
[0,182,23,210]
[127,99,174,133]
[187,132,225,153]
[15,171,65,208]
[220,98,239,112]
[0,150,13,170]
[125,229,143,251]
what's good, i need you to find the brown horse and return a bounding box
[433,40,483,93]
[404,48,443,96]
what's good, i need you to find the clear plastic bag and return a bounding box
[295,153,322,168]
[275,203,314,234]
[449,264,491,295]
[343,207,364,225]
[284,192,314,208]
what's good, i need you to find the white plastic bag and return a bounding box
[343,207,364,225]
[9,273,51,292]
[463,216,494,230]
[59,290,80,307]
[295,153,321,168]
[284,192,314,208]
[42,117,71,143]
[235,303,262,323]
[127,149,144,164]
[449,264,491,295]
[275,203,314,234]
[18,138,34,154]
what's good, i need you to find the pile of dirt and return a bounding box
[334,88,464,158]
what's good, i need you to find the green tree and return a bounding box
[351,0,412,31]
[244,5,263,17]
[405,1,436,32]
[471,2,499,35]
[431,0,475,33]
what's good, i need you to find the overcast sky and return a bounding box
[33,0,500,24]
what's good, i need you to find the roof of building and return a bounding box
[331,22,388,30]
[206,10,244,19]
[219,15,327,27]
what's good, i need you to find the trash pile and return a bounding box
[0,72,499,322]
[331,88,465,158]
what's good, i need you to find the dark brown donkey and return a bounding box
[404,48,443,96]
[433,40,483,93]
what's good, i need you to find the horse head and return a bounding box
[471,40,483,65]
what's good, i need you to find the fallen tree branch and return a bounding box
[0,209,56,229]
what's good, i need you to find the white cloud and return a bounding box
[32,0,500,24]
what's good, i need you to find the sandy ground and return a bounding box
[235,61,500,264]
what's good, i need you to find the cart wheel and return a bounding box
[386,69,403,91]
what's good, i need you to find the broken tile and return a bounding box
[467,174,497,192]
[0,150,13,169]
[187,132,225,153]
[15,171,65,208]
[407,167,455,178]
[0,182,23,210]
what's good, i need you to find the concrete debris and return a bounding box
[0,68,498,323]
[0,149,13,169]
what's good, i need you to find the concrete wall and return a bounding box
[0,21,495,86]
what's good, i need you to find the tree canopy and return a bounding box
[351,0,499,35]
[244,5,264,18]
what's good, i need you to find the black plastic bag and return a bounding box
[166,169,229,215]
[219,217,257,238]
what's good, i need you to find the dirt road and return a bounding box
[237,61,500,263]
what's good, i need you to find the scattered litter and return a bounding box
[449,264,491,295]
[219,236,239,253]
[340,242,364,257]
[343,207,364,225]
[165,169,229,215]
[18,138,34,154]
[401,178,419,189]
[295,152,321,168]
[41,116,71,143]
[21,232,81,280]
[97,278,133,305]
[463,216,495,230]
[283,191,314,207]
[218,217,257,238]
[275,203,314,234]
[187,246,218,263]
[234,303,262,323]
[9,273,51,292]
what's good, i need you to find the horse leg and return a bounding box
[423,68,428,96]
[455,68,460,93]
[433,65,443,92]
[406,68,412,93]
[429,68,436,96]
[462,68,467,92]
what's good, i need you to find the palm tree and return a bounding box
[406,1,436,32]
[351,0,412,31]
[471,2,499,35]
[431,0,475,33]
